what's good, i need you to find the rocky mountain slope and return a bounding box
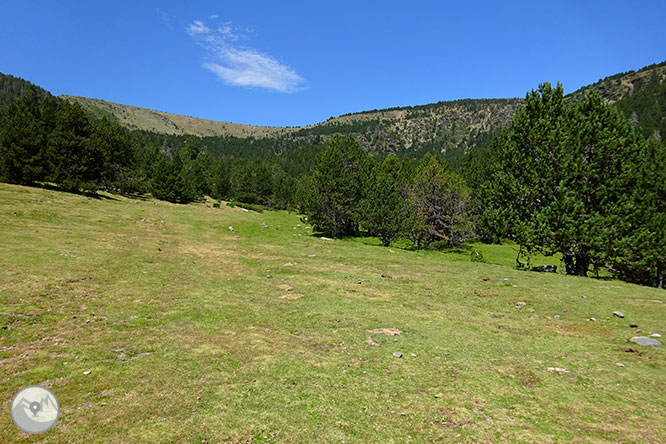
[6,59,663,156]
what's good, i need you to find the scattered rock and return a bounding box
[582,295,588,299]
[241,208,249,212]
[554,315,560,320]
[228,226,234,232]
[649,333,661,338]
[589,317,597,322]
[410,353,417,357]
[279,293,304,300]
[629,336,662,346]
[83,370,92,375]
[613,311,625,318]
[308,254,316,258]
[320,237,332,241]
[392,352,403,358]
[434,393,444,399]
[526,308,536,313]
[635,329,642,334]
[616,363,625,367]
[266,275,272,279]
[357,280,362,284]
[629,324,638,328]
[547,367,570,374]
[532,265,557,273]
[367,328,402,336]
[515,302,527,308]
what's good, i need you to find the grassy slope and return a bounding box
[59,96,297,138]
[0,184,664,443]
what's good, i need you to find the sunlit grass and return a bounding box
[0,183,663,443]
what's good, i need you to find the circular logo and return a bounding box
[10,385,59,434]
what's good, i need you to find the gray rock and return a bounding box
[613,311,625,318]
[392,352,403,358]
[515,302,527,308]
[629,336,662,346]
[649,333,661,338]
[228,226,234,232]
[308,254,317,258]
[554,315,560,320]
[589,317,597,322]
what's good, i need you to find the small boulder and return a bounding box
[613,311,625,318]
[515,302,527,308]
[629,336,662,346]
[649,333,661,338]
[228,226,234,232]
[392,352,403,358]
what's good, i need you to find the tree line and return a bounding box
[0,82,664,288]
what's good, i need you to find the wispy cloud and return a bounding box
[187,18,304,93]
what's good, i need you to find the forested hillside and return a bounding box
[0,73,51,108]
[63,94,520,156]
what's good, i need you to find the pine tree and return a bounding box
[478,83,646,276]
[406,155,473,249]
[149,154,192,203]
[362,154,409,246]
[46,101,103,193]
[0,87,58,184]
[306,135,371,237]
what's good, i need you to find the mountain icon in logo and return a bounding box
[11,386,59,434]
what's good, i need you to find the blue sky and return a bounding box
[1,1,665,127]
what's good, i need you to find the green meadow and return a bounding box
[0,183,664,443]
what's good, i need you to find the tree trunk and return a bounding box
[658,266,664,289]
[574,254,589,277]
[563,253,589,277]
[563,254,575,275]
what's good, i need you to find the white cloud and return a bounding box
[187,19,304,93]
[187,20,210,36]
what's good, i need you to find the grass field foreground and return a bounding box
[0,184,664,443]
